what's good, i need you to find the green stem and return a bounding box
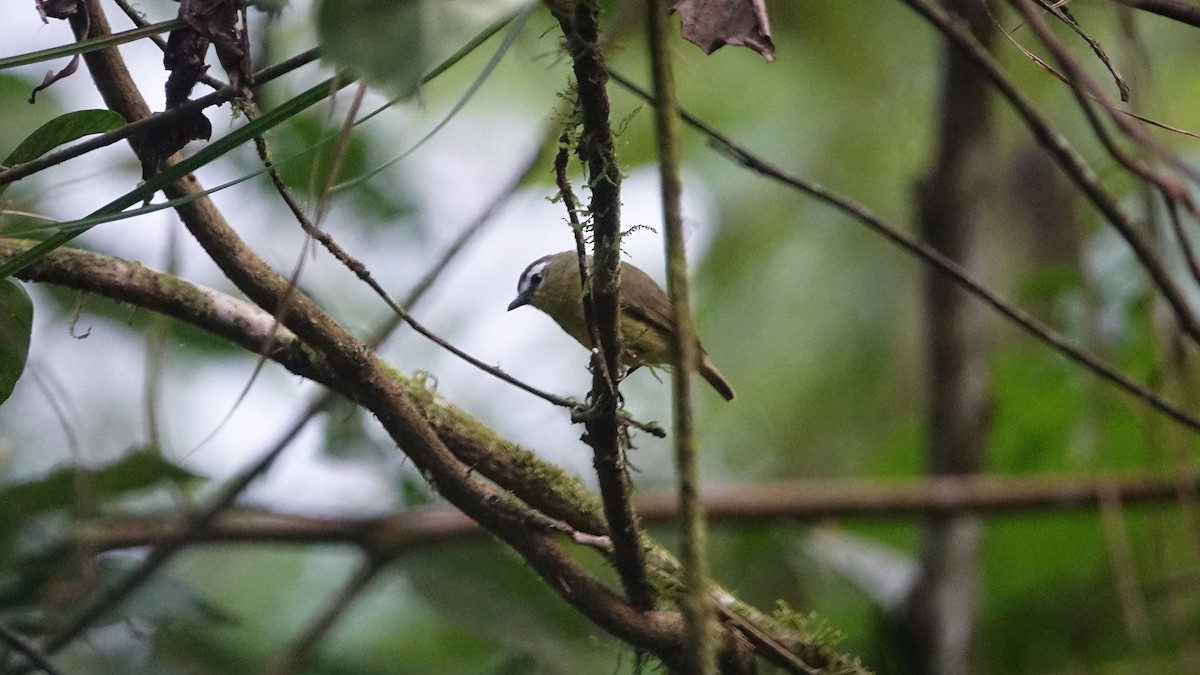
[644,1,715,672]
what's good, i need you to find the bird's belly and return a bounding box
[619,316,672,367]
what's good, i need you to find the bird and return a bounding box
[507,251,735,401]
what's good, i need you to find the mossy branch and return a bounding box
[2,239,870,673]
[644,0,717,672]
[548,0,655,613]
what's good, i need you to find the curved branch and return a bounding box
[42,0,691,663]
[1112,0,1200,28]
[6,242,864,672]
[0,239,332,383]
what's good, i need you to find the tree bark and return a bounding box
[905,1,996,673]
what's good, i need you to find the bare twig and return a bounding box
[262,558,385,675]
[1017,0,1200,187]
[987,5,1200,140]
[901,0,1200,350]
[1011,0,1200,292]
[0,622,62,675]
[556,135,617,398]
[609,70,1200,437]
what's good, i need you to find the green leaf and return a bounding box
[3,109,125,167]
[316,0,427,98]
[0,76,345,279]
[0,109,125,201]
[330,2,535,194]
[0,448,200,536]
[0,10,521,279]
[0,19,183,72]
[0,278,32,405]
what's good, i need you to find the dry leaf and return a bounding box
[670,0,775,61]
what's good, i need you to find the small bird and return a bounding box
[507,251,735,401]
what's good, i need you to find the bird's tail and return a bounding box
[700,355,736,401]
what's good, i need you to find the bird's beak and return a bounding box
[507,292,530,311]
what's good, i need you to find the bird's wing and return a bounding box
[618,264,675,336]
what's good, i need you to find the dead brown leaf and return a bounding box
[670,0,775,61]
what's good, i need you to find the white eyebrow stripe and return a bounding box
[518,259,551,293]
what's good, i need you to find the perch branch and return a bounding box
[47,0,697,664]
[549,0,655,612]
[7,242,850,671]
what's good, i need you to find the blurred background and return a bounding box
[2,0,1200,672]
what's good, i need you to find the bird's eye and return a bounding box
[530,272,543,286]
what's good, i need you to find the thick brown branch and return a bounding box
[52,0,684,662]
[0,239,332,384]
[907,2,994,672]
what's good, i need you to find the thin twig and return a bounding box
[262,558,386,675]
[1011,0,1200,288]
[987,3,1200,139]
[0,622,62,675]
[1018,0,1200,187]
[556,135,617,399]
[611,68,1200,441]
[899,0,1200,350]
